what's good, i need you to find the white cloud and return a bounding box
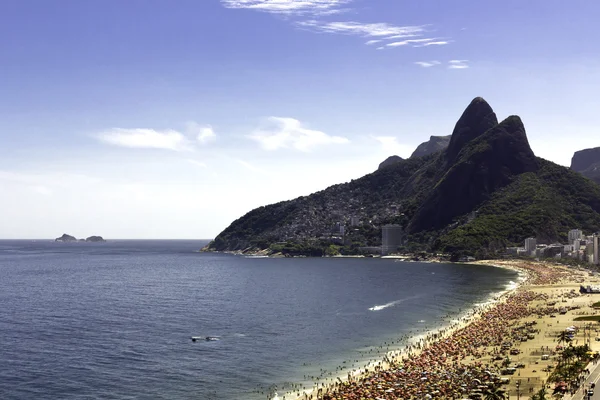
[297,20,427,38]
[236,159,269,174]
[220,0,352,15]
[31,185,53,196]
[372,136,413,158]
[187,159,208,168]
[95,122,217,151]
[385,38,440,47]
[415,40,451,47]
[221,2,451,49]
[96,128,193,151]
[186,122,216,144]
[248,117,349,151]
[448,59,469,69]
[415,61,441,68]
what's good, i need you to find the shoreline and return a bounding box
[276,261,525,400]
[275,259,600,400]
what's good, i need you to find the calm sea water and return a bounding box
[0,240,517,400]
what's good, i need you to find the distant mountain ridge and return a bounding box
[378,155,403,170]
[377,135,450,171]
[410,135,451,159]
[571,147,600,184]
[207,97,600,258]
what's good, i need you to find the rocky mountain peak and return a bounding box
[409,114,537,233]
[378,155,404,170]
[410,135,451,159]
[571,147,600,172]
[445,97,498,164]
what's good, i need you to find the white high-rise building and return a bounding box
[568,229,583,245]
[574,239,581,252]
[382,225,404,255]
[593,235,600,265]
[525,238,537,255]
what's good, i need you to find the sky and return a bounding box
[1,0,600,239]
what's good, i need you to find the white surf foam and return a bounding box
[369,294,423,311]
[369,300,402,311]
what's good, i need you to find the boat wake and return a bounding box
[369,295,422,311]
[369,301,402,311]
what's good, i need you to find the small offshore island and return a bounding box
[55,233,106,242]
[204,97,600,261]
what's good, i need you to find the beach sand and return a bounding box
[279,259,600,400]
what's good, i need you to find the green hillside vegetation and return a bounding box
[437,160,600,258]
[207,98,600,258]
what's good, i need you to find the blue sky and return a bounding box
[1,0,599,239]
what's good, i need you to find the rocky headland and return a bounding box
[206,97,600,258]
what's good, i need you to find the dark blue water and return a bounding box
[0,240,517,400]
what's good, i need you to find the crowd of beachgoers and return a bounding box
[282,261,583,400]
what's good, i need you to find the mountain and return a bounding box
[206,97,600,259]
[378,155,403,170]
[377,135,450,171]
[410,135,451,159]
[571,147,600,184]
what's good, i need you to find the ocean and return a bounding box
[0,240,518,400]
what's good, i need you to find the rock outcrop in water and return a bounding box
[55,234,106,242]
[206,97,600,258]
[55,233,77,242]
[85,236,106,242]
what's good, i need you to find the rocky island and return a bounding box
[206,97,600,259]
[85,236,106,242]
[54,234,106,242]
[55,234,77,242]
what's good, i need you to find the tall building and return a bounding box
[382,225,404,255]
[587,239,596,264]
[524,238,537,255]
[574,239,581,252]
[594,234,600,265]
[568,229,583,245]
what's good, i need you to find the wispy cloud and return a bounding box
[187,159,208,168]
[187,122,216,144]
[222,1,453,51]
[248,117,349,151]
[95,123,217,151]
[372,136,413,158]
[236,159,269,174]
[415,40,451,47]
[448,59,469,69]
[220,0,353,16]
[96,128,193,151]
[415,61,441,68]
[385,38,441,47]
[298,20,427,38]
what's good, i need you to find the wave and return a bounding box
[369,295,422,311]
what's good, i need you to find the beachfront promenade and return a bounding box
[283,260,600,400]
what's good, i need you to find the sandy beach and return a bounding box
[279,259,600,400]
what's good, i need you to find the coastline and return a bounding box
[277,259,600,400]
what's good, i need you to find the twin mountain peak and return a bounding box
[208,97,600,258]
